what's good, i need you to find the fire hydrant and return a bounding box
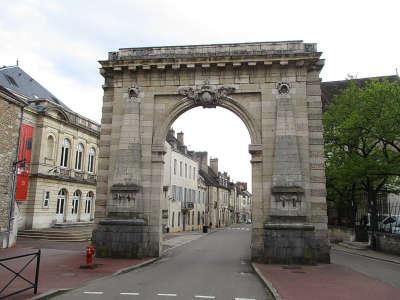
[86,245,95,265]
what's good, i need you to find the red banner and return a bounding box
[15,124,33,201]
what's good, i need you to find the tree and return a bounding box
[323,79,400,247]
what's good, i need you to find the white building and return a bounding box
[162,130,205,233]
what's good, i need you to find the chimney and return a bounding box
[168,128,175,138]
[177,132,184,146]
[193,151,208,172]
[210,158,218,174]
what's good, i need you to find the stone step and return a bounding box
[53,222,94,228]
[19,230,90,237]
[17,234,89,242]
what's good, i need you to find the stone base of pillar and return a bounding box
[92,219,160,258]
[262,223,330,264]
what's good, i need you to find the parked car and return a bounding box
[246,219,252,224]
[380,215,400,234]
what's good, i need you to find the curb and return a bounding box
[112,257,158,276]
[29,288,71,300]
[251,263,282,300]
[332,246,400,265]
[28,258,159,299]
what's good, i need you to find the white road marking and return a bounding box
[157,293,177,297]
[120,292,140,295]
[194,295,216,299]
[83,291,104,295]
[235,298,256,300]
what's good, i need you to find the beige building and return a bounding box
[0,66,99,230]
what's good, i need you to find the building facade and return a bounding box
[162,130,205,232]
[0,66,100,230]
[0,86,27,248]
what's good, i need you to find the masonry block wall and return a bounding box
[94,41,330,263]
[0,95,23,248]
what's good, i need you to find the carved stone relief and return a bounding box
[274,192,302,208]
[178,81,236,108]
[127,85,141,102]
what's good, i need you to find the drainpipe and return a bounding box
[7,104,25,248]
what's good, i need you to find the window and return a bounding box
[43,191,50,208]
[46,136,54,159]
[189,166,192,179]
[172,212,175,227]
[56,189,67,214]
[193,167,196,180]
[188,213,190,225]
[173,159,177,175]
[192,211,194,225]
[172,185,176,200]
[198,191,200,204]
[60,139,70,167]
[75,143,84,170]
[178,212,181,226]
[72,190,81,214]
[179,162,183,176]
[88,148,95,173]
[197,211,200,225]
[85,191,94,214]
[185,163,187,178]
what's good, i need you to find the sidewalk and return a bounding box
[253,246,400,300]
[0,238,153,300]
[333,243,400,264]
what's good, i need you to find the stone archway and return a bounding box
[93,41,330,264]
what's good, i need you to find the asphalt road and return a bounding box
[54,224,272,300]
[331,248,400,288]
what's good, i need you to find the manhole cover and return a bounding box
[291,271,306,274]
[282,265,302,270]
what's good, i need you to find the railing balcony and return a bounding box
[58,168,71,177]
[86,173,97,182]
[73,170,84,180]
[181,201,194,211]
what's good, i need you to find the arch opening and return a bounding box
[160,104,254,235]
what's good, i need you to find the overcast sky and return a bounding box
[1,0,399,189]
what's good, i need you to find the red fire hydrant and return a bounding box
[86,245,95,265]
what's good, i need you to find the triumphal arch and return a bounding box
[93,41,330,264]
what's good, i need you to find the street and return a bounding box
[331,248,400,288]
[54,224,272,300]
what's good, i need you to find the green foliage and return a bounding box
[323,79,400,214]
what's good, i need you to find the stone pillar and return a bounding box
[93,89,160,258]
[262,80,330,264]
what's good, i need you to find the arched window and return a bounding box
[87,148,95,173]
[56,189,67,216]
[75,143,84,170]
[60,139,70,167]
[85,191,94,214]
[72,190,81,214]
[46,135,54,159]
